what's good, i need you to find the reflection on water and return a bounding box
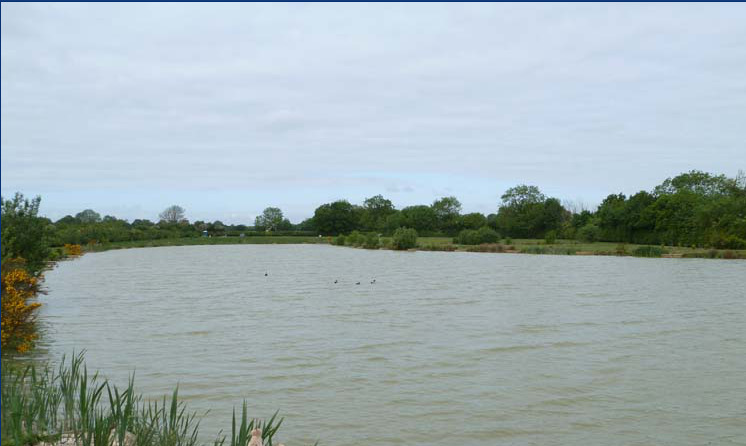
[39,245,746,445]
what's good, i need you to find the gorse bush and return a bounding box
[1,259,41,352]
[391,227,418,250]
[0,353,300,446]
[63,244,83,256]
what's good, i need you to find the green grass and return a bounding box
[1,353,305,446]
[82,236,328,253]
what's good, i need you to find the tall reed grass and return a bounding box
[1,353,306,446]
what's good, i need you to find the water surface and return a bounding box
[39,245,746,445]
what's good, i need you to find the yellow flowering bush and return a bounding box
[1,259,42,352]
[64,243,83,256]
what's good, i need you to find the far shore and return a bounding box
[65,236,746,260]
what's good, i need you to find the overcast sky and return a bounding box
[2,3,745,224]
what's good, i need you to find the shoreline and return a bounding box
[67,236,746,260]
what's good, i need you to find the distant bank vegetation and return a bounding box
[4,170,743,252]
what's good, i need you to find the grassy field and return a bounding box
[82,235,329,252]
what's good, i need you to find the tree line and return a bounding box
[2,170,745,260]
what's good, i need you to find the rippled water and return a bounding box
[39,245,746,445]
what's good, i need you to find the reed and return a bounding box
[1,355,302,446]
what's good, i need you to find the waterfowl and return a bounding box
[355,281,361,285]
[334,279,338,284]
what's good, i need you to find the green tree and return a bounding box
[400,205,437,233]
[1,193,52,275]
[159,205,186,224]
[496,185,563,238]
[75,209,101,224]
[312,200,360,235]
[461,212,487,230]
[255,207,285,231]
[360,195,395,232]
[431,196,462,233]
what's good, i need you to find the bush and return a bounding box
[456,226,499,245]
[346,230,364,247]
[632,246,667,257]
[711,235,746,250]
[333,234,346,246]
[476,226,500,244]
[577,223,601,243]
[63,243,83,256]
[362,233,380,249]
[544,230,557,244]
[392,227,418,250]
[1,260,41,352]
[456,229,479,245]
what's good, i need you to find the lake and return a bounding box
[38,245,746,445]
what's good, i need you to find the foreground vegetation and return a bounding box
[1,353,300,446]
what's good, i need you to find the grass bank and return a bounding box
[378,237,746,259]
[1,353,306,446]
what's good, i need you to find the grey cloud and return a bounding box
[2,3,745,222]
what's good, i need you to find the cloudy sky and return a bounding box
[2,3,745,223]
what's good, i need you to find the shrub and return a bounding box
[457,227,499,245]
[632,246,667,257]
[64,243,83,256]
[1,260,41,352]
[346,230,363,247]
[711,235,746,250]
[577,223,601,243]
[456,229,479,245]
[615,243,627,255]
[362,233,380,249]
[476,226,500,244]
[333,234,346,246]
[504,237,513,245]
[544,230,557,245]
[392,227,418,250]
